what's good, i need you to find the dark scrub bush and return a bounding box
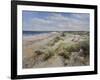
[79,40,89,56]
[65,44,80,52]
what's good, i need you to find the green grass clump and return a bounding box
[79,40,89,56]
[34,47,54,61]
[65,44,80,52]
[54,42,72,59]
[43,47,55,61]
[59,51,70,59]
[48,36,63,46]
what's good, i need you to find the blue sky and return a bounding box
[22,11,90,31]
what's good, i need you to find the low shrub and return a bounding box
[43,47,54,61]
[59,51,70,59]
[64,44,80,52]
[79,40,89,56]
[48,36,63,46]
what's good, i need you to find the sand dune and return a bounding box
[22,32,89,68]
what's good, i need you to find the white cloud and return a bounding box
[23,13,89,31]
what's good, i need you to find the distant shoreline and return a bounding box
[23,31,89,36]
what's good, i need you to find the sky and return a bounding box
[22,11,90,31]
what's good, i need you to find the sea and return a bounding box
[23,31,52,36]
[23,31,54,40]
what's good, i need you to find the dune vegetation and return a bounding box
[22,31,89,68]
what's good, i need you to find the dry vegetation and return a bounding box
[22,31,89,68]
